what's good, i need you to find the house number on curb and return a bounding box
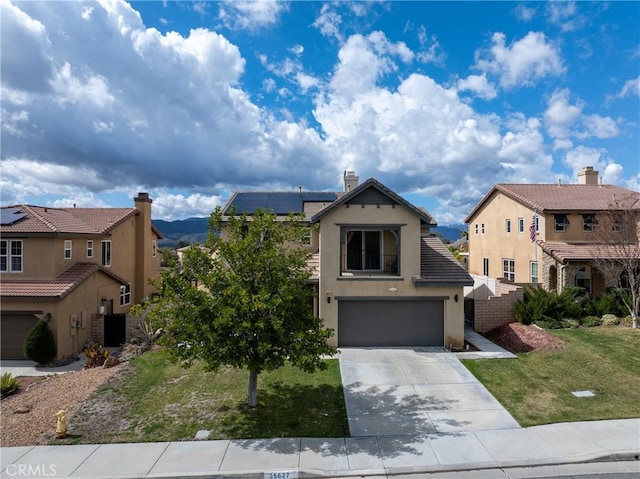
[265,470,299,479]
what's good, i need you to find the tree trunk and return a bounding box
[248,370,258,407]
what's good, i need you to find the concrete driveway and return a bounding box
[338,348,520,436]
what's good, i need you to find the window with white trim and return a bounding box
[481,223,485,234]
[120,283,131,306]
[502,258,515,282]
[0,239,23,272]
[530,261,538,283]
[152,240,157,257]
[505,219,511,233]
[475,224,478,235]
[483,257,489,276]
[101,240,112,266]
[64,240,72,259]
[518,217,524,233]
[87,240,93,258]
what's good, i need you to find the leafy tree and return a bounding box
[23,320,56,365]
[140,207,335,407]
[590,194,640,328]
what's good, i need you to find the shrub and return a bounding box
[593,288,630,317]
[581,315,602,327]
[1,373,19,398]
[601,314,619,326]
[515,287,585,325]
[23,320,56,365]
[623,315,633,325]
[561,318,580,329]
[83,339,110,368]
[130,320,163,348]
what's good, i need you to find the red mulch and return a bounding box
[485,322,566,354]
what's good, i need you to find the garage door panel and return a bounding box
[1,314,39,359]
[338,300,444,347]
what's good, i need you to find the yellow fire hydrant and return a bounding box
[55,410,68,439]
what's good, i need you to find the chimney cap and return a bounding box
[134,192,152,203]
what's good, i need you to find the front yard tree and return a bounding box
[591,194,640,329]
[147,207,335,407]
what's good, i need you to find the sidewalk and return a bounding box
[1,419,638,478]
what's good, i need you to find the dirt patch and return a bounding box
[485,322,566,354]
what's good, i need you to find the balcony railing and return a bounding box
[341,254,399,276]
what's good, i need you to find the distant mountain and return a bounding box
[154,217,467,248]
[153,217,209,248]
[432,224,467,243]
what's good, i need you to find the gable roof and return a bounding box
[415,236,473,286]
[222,191,338,216]
[311,178,437,226]
[465,183,640,223]
[0,262,128,300]
[0,205,163,238]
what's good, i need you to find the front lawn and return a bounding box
[64,348,349,443]
[461,327,640,427]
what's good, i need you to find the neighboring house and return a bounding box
[221,172,472,349]
[465,166,640,297]
[0,193,163,359]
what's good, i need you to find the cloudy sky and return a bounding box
[2,1,639,223]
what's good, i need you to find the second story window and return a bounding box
[583,214,598,232]
[481,223,485,234]
[120,283,131,306]
[64,240,72,259]
[475,224,479,235]
[0,239,23,272]
[101,240,112,267]
[554,214,570,232]
[152,240,157,257]
[518,217,524,233]
[87,240,94,258]
[505,219,511,233]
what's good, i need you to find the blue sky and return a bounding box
[2,1,639,223]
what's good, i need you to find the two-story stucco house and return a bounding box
[465,167,640,297]
[222,172,473,349]
[0,193,162,359]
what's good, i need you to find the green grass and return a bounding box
[89,348,349,443]
[461,327,640,427]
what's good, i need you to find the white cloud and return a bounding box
[545,1,586,33]
[312,3,343,41]
[581,114,619,139]
[416,26,445,64]
[152,192,223,220]
[562,146,625,185]
[457,74,497,100]
[615,76,640,99]
[218,0,288,31]
[289,44,304,55]
[544,88,582,139]
[514,4,537,22]
[475,31,565,89]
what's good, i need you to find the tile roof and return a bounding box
[222,192,338,216]
[539,241,640,263]
[0,262,127,299]
[417,236,473,286]
[465,183,639,222]
[0,205,137,235]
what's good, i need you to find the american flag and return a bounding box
[529,215,537,242]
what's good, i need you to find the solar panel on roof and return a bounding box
[227,192,337,215]
[0,208,27,225]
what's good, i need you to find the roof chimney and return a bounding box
[578,166,598,185]
[343,171,359,192]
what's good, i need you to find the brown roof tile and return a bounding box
[0,263,127,299]
[539,241,640,263]
[0,205,137,235]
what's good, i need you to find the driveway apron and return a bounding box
[338,348,520,436]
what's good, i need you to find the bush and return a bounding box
[602,314,619,326]
[561,318,580,329]
[592,288,630,317]
[1,373,19,398]
[23,320,56,365]
[83,339,110,368]
[515,287,585,325]
[581,315,602,327]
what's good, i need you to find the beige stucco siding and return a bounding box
[317,203,464,348]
